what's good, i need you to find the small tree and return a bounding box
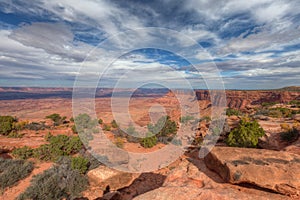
[148,116,177,144]
[226,118,265,148]
[46,113,66,126]
[0,116,16,135]
[71,156,89,174]
[140,132,157,148]
[73,114,98,144]
[103,124,111,131]
[111,120,118,128]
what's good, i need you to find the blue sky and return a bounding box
[0,0,299,89]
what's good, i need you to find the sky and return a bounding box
[0,0,300,89]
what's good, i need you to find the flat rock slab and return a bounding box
[204,147,300,196]
[88,165,140,191]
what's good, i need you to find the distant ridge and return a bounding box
[276,86,300,91]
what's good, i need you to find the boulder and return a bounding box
[87,165,140,191]
[204,147,300,196]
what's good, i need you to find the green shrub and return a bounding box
[73,114,98,144]
[18,158,88,200]
[148,116,177,144]
[79,151,102,171]
[71,156,89,174]
[0,116,16,135]
[262,102,277,107]
[24,122,47,131]
[71,125,78,134]
[35,135,83,161]
[114,137,124,148]
[226,118,265,148]
[44,132,53,141]
[226,108,240,116]
[98,118,103,124]
[13,135,83,161]
[7,131,24,138]
[140,133,157,148]
[12,146,34,159]
[280,128,299,142]
[111,120,118,128]
[103,124,111,131]
[180,115,195,124]
[0,158,34,190]
[289,100,300,107]
[46,113,66,126]
[255,108,270,116]
[256,107,293,118]
[200,116,211,122]
[112,128,127,138]
[74,114,98,131]
[13,121,28,131]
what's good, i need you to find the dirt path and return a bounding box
[0,162,53,200]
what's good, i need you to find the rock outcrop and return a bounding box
[195,90,300,110]
[204,147,300,196]
[87,165,140,191]
[134,157,289,200]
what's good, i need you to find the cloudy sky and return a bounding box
[0,0,299,89]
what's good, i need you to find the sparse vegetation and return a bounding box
[0,115,16,135]
[114,137,124,148]
[71,156,89,174]
[103,124,111,131]
[148,116,177,144]
[71,124,78,134]
[269,107,293,118]
[200,116,211,122]
[262,102,277,107]
[13,121,28,131]
[79,150,102,171]
[140,133,157,148]
[289,100,300,107]
[73,114,98,144]
[0,158,34,190]
[12,135,83,161]
[255,107,294,118]
[226,108,241,116]
[226,118,265,148]
[111,120,118,128]
[25,121,47,131]
[18,157,88,200]
[46,113,66,126]
[12,146,34,159]
[7,131,24,138]
[180,115,195,124]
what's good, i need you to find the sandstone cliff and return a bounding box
[195,90,300,110]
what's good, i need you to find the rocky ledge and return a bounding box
[204,147,300,196]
